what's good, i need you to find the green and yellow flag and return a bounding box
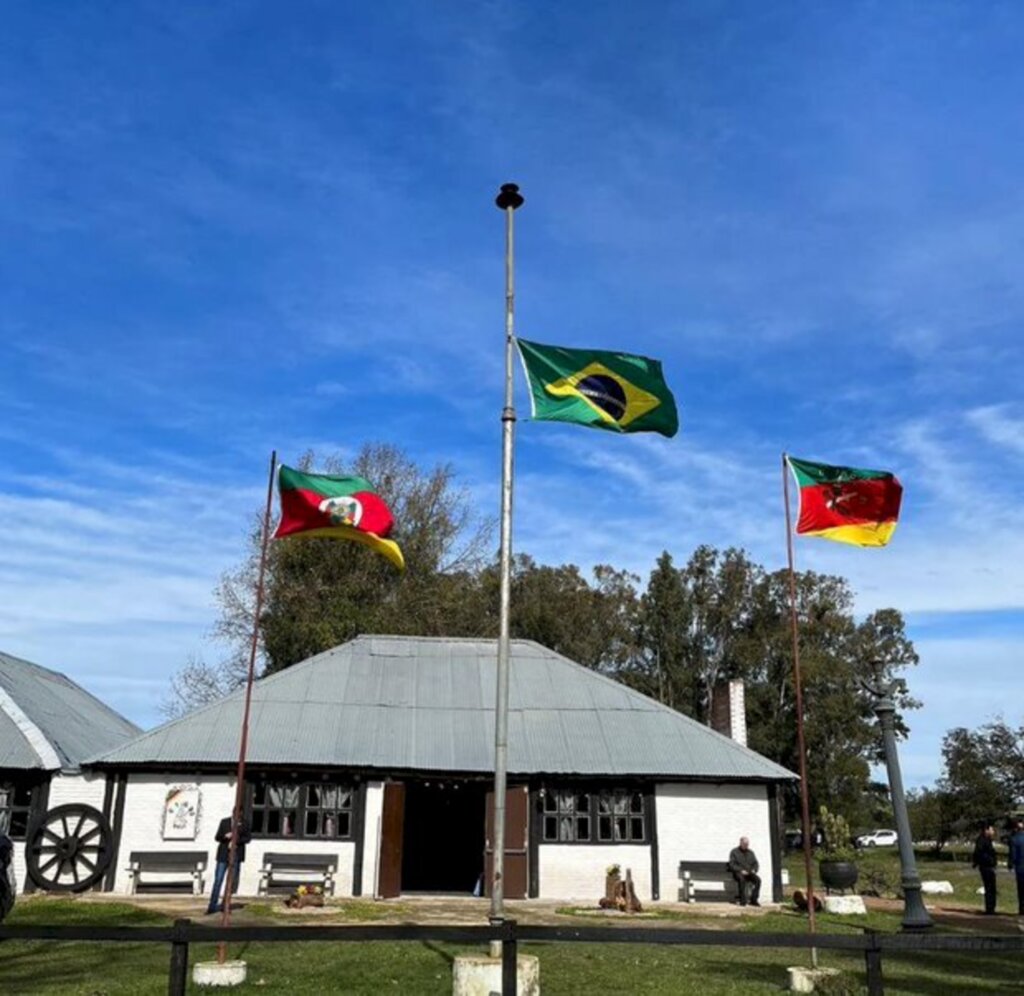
[515,338,678,437]
[274,464,405,570]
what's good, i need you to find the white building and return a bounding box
[86,636,795,903]
[0,650,140,893]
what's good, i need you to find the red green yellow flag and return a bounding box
[787,456,903,547]
[274,465,405,570]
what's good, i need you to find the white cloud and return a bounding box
[967,404,1024,458]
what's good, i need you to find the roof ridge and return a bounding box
[90,635,796,780]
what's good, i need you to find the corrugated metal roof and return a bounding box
[0,650,142,770]
[0,707,41,768]
[89,636,796,781]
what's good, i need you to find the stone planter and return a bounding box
[818,860,859,893]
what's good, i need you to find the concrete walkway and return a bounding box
[75,892,772,926]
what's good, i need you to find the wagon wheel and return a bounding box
[26,804,113,892]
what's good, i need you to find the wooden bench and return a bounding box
[259,852,338,896]
[677,860,740,903]
[126,851,207,895]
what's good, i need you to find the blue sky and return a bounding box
[2,2,1022,787]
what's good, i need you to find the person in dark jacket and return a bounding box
[728,836,761,907]
[971,823,998,914]
[1010,819,1024,916]
[0,831,15,923]
[206,814,252,915]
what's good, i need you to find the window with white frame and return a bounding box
[541,787,647,843]
[249,779,354,839]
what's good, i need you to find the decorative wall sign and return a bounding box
[161,785,201,840]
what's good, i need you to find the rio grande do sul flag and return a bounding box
[787,456,903,548]
[274,465,405,570]
[515,338,678,437]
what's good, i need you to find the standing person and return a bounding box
[0,830,15,923]
[206,813,252,915]
[1010,818,1024,917]
[728,836,761,907]
[971,823,998,915]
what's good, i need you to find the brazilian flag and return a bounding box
[515,338,679,438]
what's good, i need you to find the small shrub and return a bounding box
[818,807,857,863]
[858,864,903,899]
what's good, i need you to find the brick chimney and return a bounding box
[710,679,747,746]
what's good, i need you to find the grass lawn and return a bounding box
[784,844,1022,917]
[3,849,1022,996]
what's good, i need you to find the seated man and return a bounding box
[728,835,761,907]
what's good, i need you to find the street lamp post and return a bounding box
[864,664,933,931]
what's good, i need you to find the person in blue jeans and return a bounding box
[1010,819,1024,916]
[206,814,251,915]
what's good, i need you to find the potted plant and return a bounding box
[286,883,325,909]
[816,806,859,893]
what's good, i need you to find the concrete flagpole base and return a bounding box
[193,960,248,987]
[452,953,540,995]
[786,966,841,992]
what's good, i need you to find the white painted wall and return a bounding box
[537,844,652,901]
[112,773,235,894]
[655,782,772,902]
[113,772,358,898]
[49,770,108,809]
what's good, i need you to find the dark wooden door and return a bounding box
[484,785,529,899]
[377,781,405,898]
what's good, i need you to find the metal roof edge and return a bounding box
[0,680,62,769]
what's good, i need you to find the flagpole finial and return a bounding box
[495,183,524,210]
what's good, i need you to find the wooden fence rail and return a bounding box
[2,919,1022,995]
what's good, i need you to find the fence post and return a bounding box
[168,918,191,996]
[502,919,518,996]
[864,932,884,996]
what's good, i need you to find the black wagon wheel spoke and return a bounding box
[26,804,113,893]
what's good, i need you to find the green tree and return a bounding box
[467,555,640,672]
[905,786,959,852]
[627,551,690,707]
[938,724,1018,830]
[622,547,761,719]
[163,444,493,715]
[738,568,918,824]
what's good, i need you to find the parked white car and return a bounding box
[856,829,898,848]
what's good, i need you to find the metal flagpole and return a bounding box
[490,182,524,930]
[218,449,277,963]
[782,453,818,967]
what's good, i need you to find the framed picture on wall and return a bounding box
[162,785,201,840]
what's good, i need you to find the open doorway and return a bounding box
[401,779,487,894]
